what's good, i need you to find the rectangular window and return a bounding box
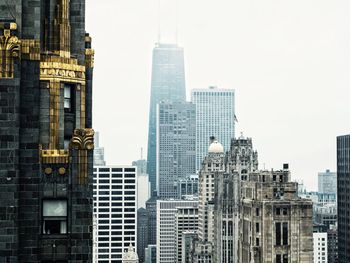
[64,85,71,111]
[256,223,259,233]
[42,200,67,235]
[275,222,281,246]
[282,222,288,245]
[283,254,288,263]
[276,254,281,263]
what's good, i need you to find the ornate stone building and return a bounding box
[239,167,313,263]
[191,136,313,263]
[0,0,94,261]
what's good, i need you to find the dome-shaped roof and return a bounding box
[208,140,224,153]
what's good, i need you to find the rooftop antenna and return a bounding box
[175,0,179,44]
[157,0,161,43]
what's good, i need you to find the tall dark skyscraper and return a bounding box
[337,135,350,263]
[146,43,186,192]
[0,0,94,261]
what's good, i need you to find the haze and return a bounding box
[86,0,350,190]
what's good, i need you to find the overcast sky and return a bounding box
[86,0,350,190]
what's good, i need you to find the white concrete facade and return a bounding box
[191,87,235,171]
[313,232,328,263]
[156,199,198,263]
[93,166,137,263]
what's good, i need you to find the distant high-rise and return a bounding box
[133,159,150,209]
[147,43,186,192]
[337,135,350,263]
[137,208,148,263]
[191,87,235,171]
[94,132,106,166]
[156,199,198,263]
[318,169,337,194]
[144,244,157,263]
[157,102,196,198]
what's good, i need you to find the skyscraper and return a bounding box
[0,0,94,260]
[318,169,337,194]
[191,87,235,171]
[157,102,196,198]
[94,131,106,166]
[147,43,186,192]
[337,134,350,263]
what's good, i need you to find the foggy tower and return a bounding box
[146,43,186,192]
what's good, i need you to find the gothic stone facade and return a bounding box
[0,0,94,261]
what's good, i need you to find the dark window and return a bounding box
[283,254,288,263]
[256,208,259,216]
[111,168,122,172]
[125,180,135,184]
[256,238,259,246]
[124,168,135,172]
[275,222,281,246]
[256,223,259,233]
[276,254,281,263]
[276,208,281,215]
[282,222,288,245]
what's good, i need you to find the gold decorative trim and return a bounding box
[40,149,69,164]
[0,24,20,78]
[70,128,94,150]
[70,128,94,184]
[40,61,86,84]
[85,48,94,68]
[21,39,41,61]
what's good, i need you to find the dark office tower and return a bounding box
[337,135,350,263]
[0,0,94,261]
[146,43,186,192]
[137,208,148,263]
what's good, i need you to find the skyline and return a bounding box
[86,0,350,190]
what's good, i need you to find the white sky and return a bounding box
[86,0,350,190]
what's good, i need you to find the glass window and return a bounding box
[42,200,67,234]
[64,85,71,111]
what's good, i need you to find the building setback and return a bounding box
[191,87,235,171]
[147,43,186,193]
[0,0,94,261]
[336,135,350,263]
[93,166,137,263]
[157,102,196,198]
